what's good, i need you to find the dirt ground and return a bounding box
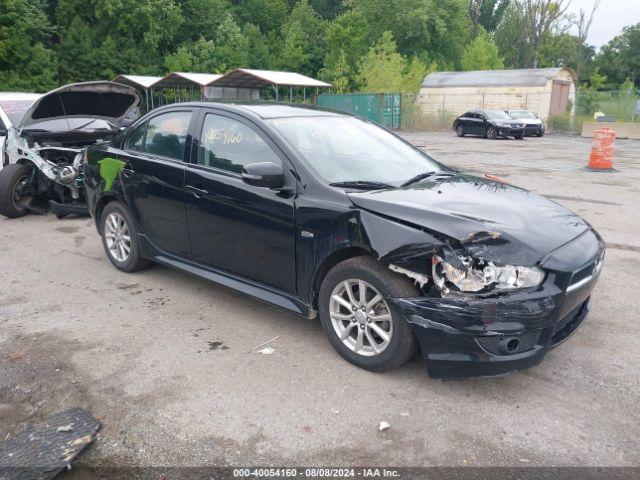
[0,132,639,471]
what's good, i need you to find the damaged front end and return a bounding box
[0,81,140,218]
[383,227,604,379]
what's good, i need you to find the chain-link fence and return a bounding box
[401,89,640,134]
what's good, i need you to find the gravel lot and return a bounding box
[1,132,639,471]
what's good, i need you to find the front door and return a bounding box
[117,109,196,258]
[185,111,296,293]
[550,81,571,116]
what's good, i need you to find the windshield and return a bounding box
[509,110,536,119]
[268,116,445,185]
[485,110,512,121]
[0,100,35,126]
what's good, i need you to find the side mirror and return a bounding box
[242,162,285,189]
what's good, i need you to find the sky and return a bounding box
[565,0,640,48]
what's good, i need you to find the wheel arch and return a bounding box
[95,194,122,232]
[311,246,376,310]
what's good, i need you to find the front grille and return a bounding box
[476,330,540,356]
[568,262,595,290]
[525,125,540,131]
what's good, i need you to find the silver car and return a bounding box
[506,109,545,137]
[0,92,42,168]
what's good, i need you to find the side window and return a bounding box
[198,114,281,174]
[124,121,146,151]
[462,112,472,118]
[144,111,192,161]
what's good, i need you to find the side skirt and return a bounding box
[139,235,314,319]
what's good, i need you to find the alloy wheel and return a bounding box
[329,279,393,357]
[104,212,132,262]
[487,127,497,140]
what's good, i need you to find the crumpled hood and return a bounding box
[348,173,589,266]
[20,81,141,129]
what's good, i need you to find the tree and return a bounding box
[574,0,601,85]
[164,14,249,72]
[277,0,325,75]
[468,0,510,38]
[356,31,426,93]
[519,0,570,68]
[321,9,371,90]
[495,0,570,69]
[56,0,183,81]
[460,29,505,70]
[0,0,58,91]
[595,23,640,88]
[539,32,595,81]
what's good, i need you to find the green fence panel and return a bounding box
[316,93,402,129]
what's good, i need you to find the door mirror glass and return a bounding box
[242,162,285,189]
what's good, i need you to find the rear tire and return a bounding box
[0,163,33,218]
[100,201,148,273]
[318,256,419,372]
[456,125,465,137]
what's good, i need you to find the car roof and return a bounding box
[157,101,344,119]
[0,92,42,102]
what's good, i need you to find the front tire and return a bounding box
[318,256,419,372]
[100,201,148,272]
[0,163,34,218]
[486,126,498,140]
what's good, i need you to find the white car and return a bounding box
[506,109,545,137]
[0,92,42,168]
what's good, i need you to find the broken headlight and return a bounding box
[432,256,545,293]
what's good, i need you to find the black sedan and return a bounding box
[83,103,604,378]
[454,109,526,139]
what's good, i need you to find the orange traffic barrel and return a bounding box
[586,128,617,172]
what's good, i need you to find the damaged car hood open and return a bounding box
[19,81,141,130]
[348,173,590,266]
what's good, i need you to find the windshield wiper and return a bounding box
[330,180,395,190]
[400,171,455,187]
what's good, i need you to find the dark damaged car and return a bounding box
[82,103,604,378]
[0,81,140,218]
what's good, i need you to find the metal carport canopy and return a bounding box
[154,72,224,89]
[112,74,163,89]
[208,69,331,88]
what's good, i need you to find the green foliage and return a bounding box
[460,29,504,71]
[356,31,427,94]
[595,23,640,88]
[478,0,510,33]
[0,0,57,91]
[0,0,634,95]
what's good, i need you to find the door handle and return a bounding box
[186,185,209,198]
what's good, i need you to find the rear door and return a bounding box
[184,110,296,293]
[117,108,197,258]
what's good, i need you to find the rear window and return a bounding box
[0,100,35,126]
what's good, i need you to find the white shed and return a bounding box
[418,67,576,121]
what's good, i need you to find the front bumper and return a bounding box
[497,126,525,138]
[524,124,545,136]
[389,230,605,379]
